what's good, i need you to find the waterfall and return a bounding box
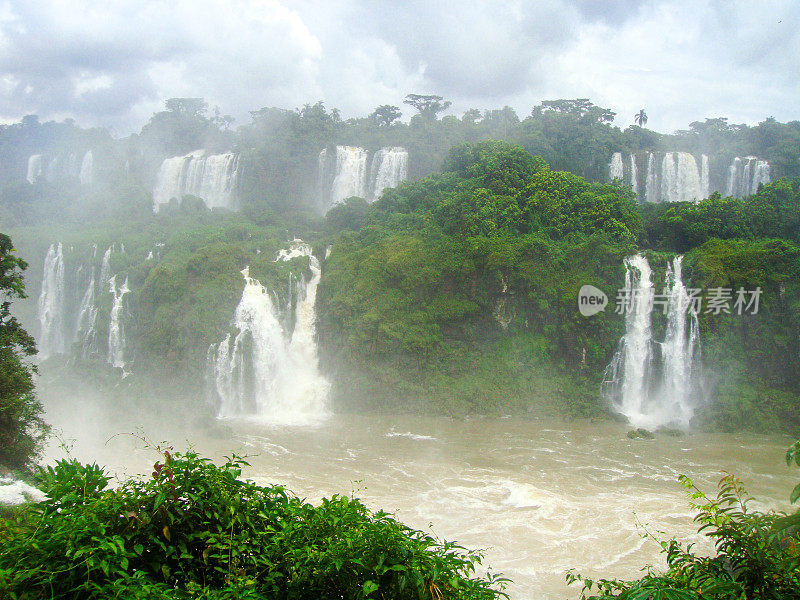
[370,147,409,201]
[107,275,130,369]
[700,154,710,199]
[27,155,43,184]
[79,150,93,186]
[153,150,239,211]
[207,240,330,424]
[99,245,113,284]
[74,276,98,358]
[603,254,701,429]
[645,153,658,204]
[608,152,624,181]
[660,153,677,203]
[330,146,369,207]
[630,155,639,198]
[37,243,66,358]
[725,156,770,197]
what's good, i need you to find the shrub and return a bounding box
[0,446,507,599]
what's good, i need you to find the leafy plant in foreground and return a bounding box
[0,444,507,599]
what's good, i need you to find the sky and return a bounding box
[0,0,798,136]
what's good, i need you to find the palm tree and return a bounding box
[634,109,648,127]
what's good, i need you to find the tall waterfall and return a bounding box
[107,276,130,369]
[331,146,368,206]
[725,156,770,197]
[207,240,330,424]
[370,147,409,201]
[27,155,43,184]
[609,152,624,181]
[630,155,638,198]
[74,276,98,358]
[602,254,701,429]
[37,243,66,358]
[79,150,93,186]
[152,150,239,211]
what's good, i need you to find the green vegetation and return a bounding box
[0,233,48,469]
[0,447,506,599]
[317,141,637,417]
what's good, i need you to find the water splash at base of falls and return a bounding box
[207,240,330,425]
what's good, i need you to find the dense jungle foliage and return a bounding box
[0,447,507,599]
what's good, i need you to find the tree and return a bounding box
[634,109,648,127]
[0,234,48,469]
[403,94,452,119]
[369,105,402,127]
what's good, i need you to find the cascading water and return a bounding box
[79,150,93,186]
[370,147,409,201]
[609,152,624,181]
[330,146,368,206]
[630,155,638,198]
[725,156,770,197]
[107,275,130,370]
[645,153,658,204]
[27,155,43,184]
[602,254,701,429]
[152,150,239,211]
[37,243,66,358]
[74,277,98,358]
[207,240,330,424]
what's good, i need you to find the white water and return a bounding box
[603,255,701,429]
[26,154,43,184]
[330,146,369,206]
[73,276,98,357]
[609,152,624,181]
[630,154,638,198]
[153,150,239,211]
[208,240,330,424]
[725,156,771,197]
[37,243,66,358]
[614,151,768,203]
[370,147,409,201]
[107,275,130,369]
[79,150,93,186]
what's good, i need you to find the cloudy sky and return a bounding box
[0,0,797,135]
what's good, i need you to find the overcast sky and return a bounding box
[0,0,797,136]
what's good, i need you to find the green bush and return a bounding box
[0,447,507,599]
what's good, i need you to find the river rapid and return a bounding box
[42,396,797,600]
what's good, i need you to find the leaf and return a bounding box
[790,482,800,504]
[362,580,379,596]
[163,525,171,541]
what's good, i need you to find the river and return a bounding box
[42,394,797,600]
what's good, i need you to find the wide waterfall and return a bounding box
[370,147,409,201]
[37,243,66,358]
[725,156,770,197]
[152,150,239,211]
[207,240,330,424]
[609,151,768,203]
[602,254,700,429]
[107,275,130,370]
[319,145,409,211]
[27,155,43,184]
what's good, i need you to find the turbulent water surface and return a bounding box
[41,396,796,600]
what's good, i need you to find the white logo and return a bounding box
[578,285,608,317]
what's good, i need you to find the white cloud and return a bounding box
[0,0,797,133]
